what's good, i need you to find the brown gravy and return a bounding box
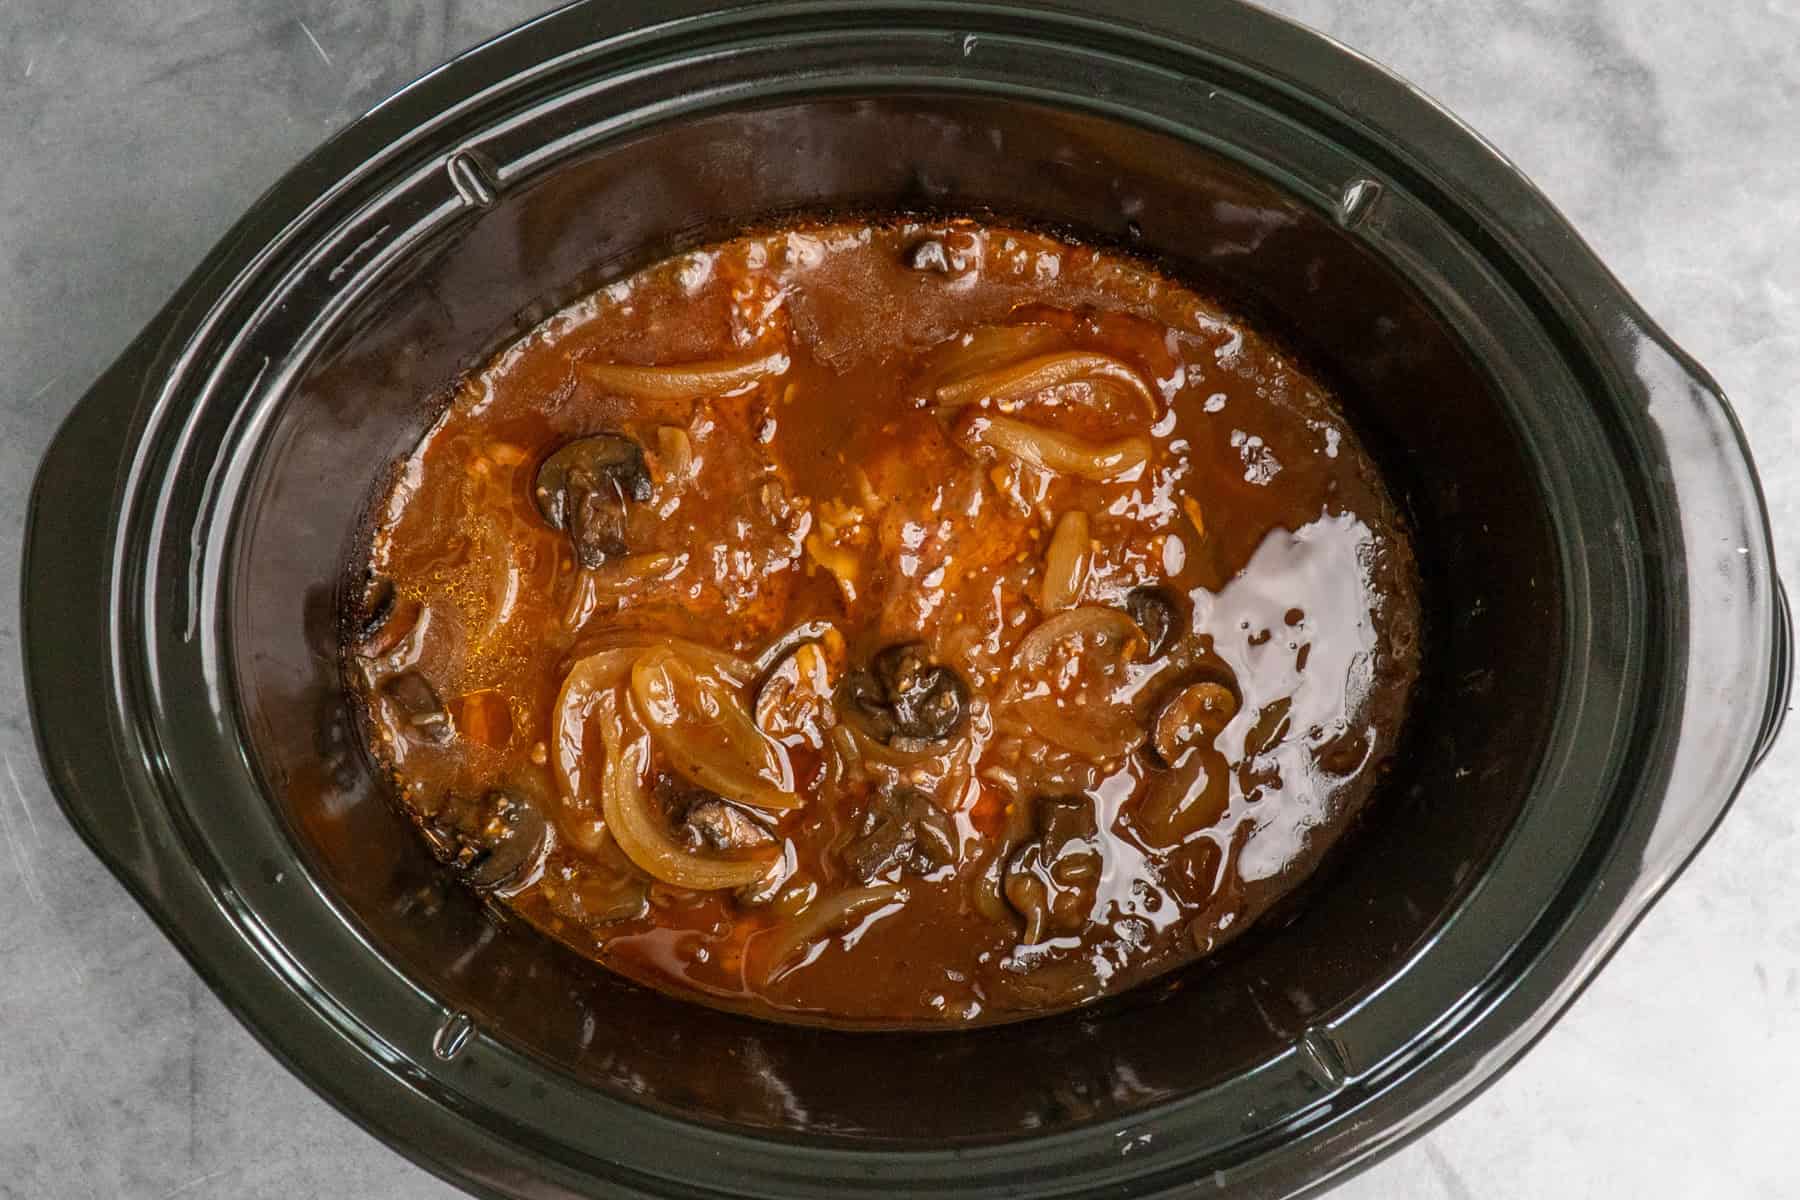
[346,219,1421,1026]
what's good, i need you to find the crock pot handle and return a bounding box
[22,347,174,898]
[1754,576,1794,769]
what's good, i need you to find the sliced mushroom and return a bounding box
[843,786,958,882]
[383,670,453,744]
[1125,585,1184,658]
[353,586,424,662]
[533,433,653,568]
[595,690,783,889]
[676,793,778,853]
[1003,795,1102,945]
[421,787,548,891]
[1150,680,1238,766]
[656,774,784,870]
[837,642,969,744]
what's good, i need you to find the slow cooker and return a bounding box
[23,2,1790,1196]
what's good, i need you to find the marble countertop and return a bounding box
[2,2,1794,1196]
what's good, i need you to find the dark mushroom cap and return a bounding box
[533,433,653,568]
[1003,795,1103,944]
[680,797,776,853]
[837,642,969,743]
[423,787,548,891]
[1124,585,1185,658]
[383,670,453,744]
[843,786,957,882]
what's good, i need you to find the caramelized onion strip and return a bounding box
[1008,607,1149,761]
[756,884,907,982]
[630,646,800,811]
[552,646,648,802]
[1013,606,1143,670]
[596,693,779,889]
[963,414,1150,482]
[921,323,1064,390]
[936,350,1157,417]
[553,637,756,801]
[1010,700,1146,762]
[1039,510,1091,612]
[845,724,966,771]
[580,350,789,400]
[666,638,757,687]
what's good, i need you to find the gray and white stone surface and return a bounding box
[1,2,1794,1196]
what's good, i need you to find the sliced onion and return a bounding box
[1011,698,1146,761]
[552,645,649,802]
[655,425,694,481]
[1039,510,1091,612]
[551,637,749,800]
[564,555,688,632]
[472,515,522,645]
[846,724,941,768]
[665,638,756,687]
[756,883,907,981]
[600,551,687,588]
[751,619,843,677]
[630,646,800,811]
[580,349,789,400]
[1008,607,1149,761]
[562,569,600,632]
[936,350,1157,418]
[963,414,1150,482]
[592,552,689,607]
[596,692,779,889]
[840,698,986,792]
[925,323,1064,383]
[752,638,841,746]
[1013,606,1144,671]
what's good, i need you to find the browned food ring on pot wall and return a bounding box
[347,217,1422,1026]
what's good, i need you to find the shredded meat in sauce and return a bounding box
[347,219,1421,1026]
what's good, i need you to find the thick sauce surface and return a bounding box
[348,220,1420,1026]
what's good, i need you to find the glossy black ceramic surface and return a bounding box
[22,2,1789,1197]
